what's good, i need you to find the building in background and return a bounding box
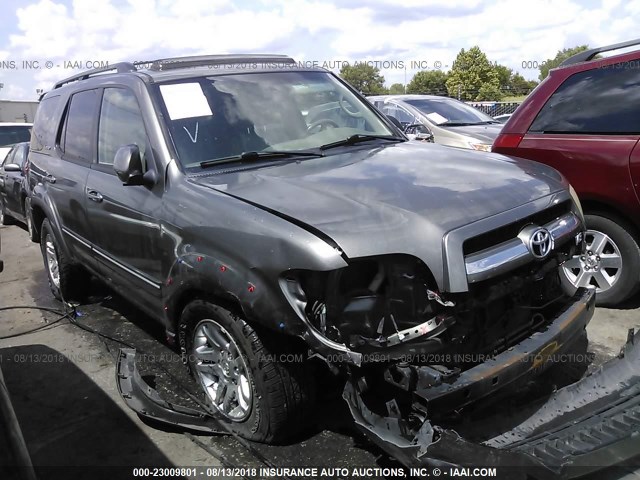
[0,101,38,123]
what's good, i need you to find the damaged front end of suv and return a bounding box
[119,181,640,476]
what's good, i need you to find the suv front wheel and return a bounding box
[180,301,315,443]
[561,214,640,306]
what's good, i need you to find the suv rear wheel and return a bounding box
[180,301,315,442]
[561,214,640,306]
[25,198,38,242]
[40,219,90,301]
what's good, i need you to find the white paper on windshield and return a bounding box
[159,83,212,120]
[426,112,448,125]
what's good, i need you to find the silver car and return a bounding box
[369,94,502,151]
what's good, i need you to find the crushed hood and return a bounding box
[190,142,566,261]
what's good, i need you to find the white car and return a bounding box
[493,113,512,123]
[0,123,32,161]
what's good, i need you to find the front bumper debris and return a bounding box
[116,349,225,434]
[345,325,640,478]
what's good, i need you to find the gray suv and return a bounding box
[29,55,606,466]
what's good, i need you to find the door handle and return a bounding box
[44,174,56,184]
[86,190,103,202]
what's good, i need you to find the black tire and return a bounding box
[24,198,39,242]
[39,219,90,301]
[560,214,640,306]
[0,200,14,225]
[179,300,315,443]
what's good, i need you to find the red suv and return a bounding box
[493,38,640,306]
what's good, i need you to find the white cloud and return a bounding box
[1,0,640,98]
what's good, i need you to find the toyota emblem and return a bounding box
[528,228,554,259]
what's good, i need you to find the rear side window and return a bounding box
[31,96,60,152]
[60,89,99,162]
[530,62,640,134]
[97,88,149,166]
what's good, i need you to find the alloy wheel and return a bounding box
[562,229,622,293]
[27,212,34,238]
[191,319,252,421]
[44,234,60,288]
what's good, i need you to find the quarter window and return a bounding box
[530,63,640,134]
[98,88,149,166]
[31,95,59,152]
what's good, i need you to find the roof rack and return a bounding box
[50,54,296,91]
[142,54,295,71]
[53,62,137,89]
[560,38,640,67]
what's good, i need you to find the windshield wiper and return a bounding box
[200,150,324,169]
[319,134,404,151]
[439,121,476,127]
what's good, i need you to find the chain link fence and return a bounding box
[466,101,522,117]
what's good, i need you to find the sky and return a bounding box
[0,0,638,101]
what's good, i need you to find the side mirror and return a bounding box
[3,163,21,173]
[404,123,432,134]
[386,115,403,130]
[404,123,434,143]
[113,145,156,187]
[415,132,435,143]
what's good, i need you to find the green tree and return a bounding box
[509,72,538,95]
[406,70,448,95]
[339,63,386,95]
[445,46,503,101]
[494,65,512,90]
[538,45,589,81]
[388,83,405,94]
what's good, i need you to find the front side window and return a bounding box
[157,71,395,169]
[529,63,640,134]
[12,144,28,167]
[98,88,149,166]
[394,105,416,126]
[61,89,99,162]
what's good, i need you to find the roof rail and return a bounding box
[142,54,295,71]
[560,38,640,67]
[53,62,137,89]
[49,54,296,91]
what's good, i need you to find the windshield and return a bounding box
[404,98,496,125]
[0,125,32,147]
[157,71,396,169]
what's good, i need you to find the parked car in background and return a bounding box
[493,38,640,306]
[0,123,32,161]
[493,113,512,123]
[0,142,37,241]
[368,94,502,150]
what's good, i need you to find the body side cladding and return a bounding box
[29,187,73,259]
